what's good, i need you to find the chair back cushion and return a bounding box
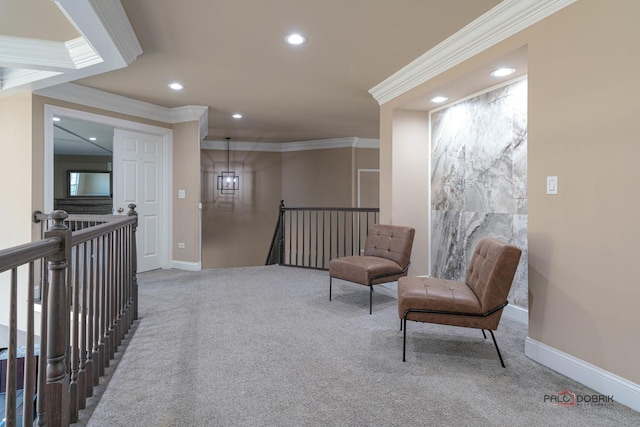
[464,237,522,312]
[363,224,415,268]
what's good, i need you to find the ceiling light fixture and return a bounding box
[431,96,448,103]
[89,137,97,141]
[168,82,184,90]
[52,117,61,122]
[285,33,307,45]
[217,137,239,194]
[490,67,516,77]
[232,113,243,119]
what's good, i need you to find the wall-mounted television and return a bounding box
[67,170,112,197]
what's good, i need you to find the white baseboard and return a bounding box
[170,260,201,271]
[525,337,640,413]
[503,304,528,324]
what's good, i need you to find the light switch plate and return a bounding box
[546,176,558,195]
[178,189,186,199]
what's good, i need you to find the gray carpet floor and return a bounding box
[80,266,640,426]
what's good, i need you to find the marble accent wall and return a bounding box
[431,79,528,308]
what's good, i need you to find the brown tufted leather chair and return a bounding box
[329,224,415,314]
[398,237,521,367]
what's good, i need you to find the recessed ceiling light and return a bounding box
[285,33,307,45]
[89,137,97,141]
[168,82,184,90]
[490,67,516,77]
[52,117,61,122]
[431,96,448,103]
[232,113,243,119]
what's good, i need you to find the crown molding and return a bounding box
[0,35,102,90]
[35,82,208,125]
[2,69,62,90]
[369,0,577,105]
[281,137,357,152]
[353,138,380,149]
[201,140,283,152]
[201,137,380,153]
[87,0,142,65]
[1,0,141,96]
[0,35,76,70]
[66,37,104,69]
[171,105,210,124]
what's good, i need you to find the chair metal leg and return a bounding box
[369,285,373,315]
[400,319,403,331]
[481,329,487,339]
[488,330,506,368]
[402,317,407,362]
[329,277,332,301]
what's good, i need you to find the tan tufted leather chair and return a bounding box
[329,224,415,314]
[398,237,521,367]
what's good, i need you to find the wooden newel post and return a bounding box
[44,210,71,427]
[127,204,139,321]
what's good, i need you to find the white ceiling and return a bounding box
[0,0,534,144]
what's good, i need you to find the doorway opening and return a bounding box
[44,104,173,272]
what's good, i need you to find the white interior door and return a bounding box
[113,129,165,272]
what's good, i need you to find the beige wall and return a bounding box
[172,122,202,263]
[527,0,640,384]
[0,93,38,332]
[0,93,34,249]
[201,149,282,269]
[380,0,640,384]
[282,148,353,207]
[390,110,430,275]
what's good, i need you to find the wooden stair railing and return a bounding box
[265,200,379,270]
[0,205,138,427]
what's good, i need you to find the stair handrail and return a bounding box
[1,205,138,426]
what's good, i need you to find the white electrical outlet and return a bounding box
[178,242,185,249]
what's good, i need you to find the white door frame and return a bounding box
[43,104,173,270]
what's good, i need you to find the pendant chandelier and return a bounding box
[217,137,239,194]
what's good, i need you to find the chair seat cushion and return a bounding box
[329,256,404,285]
[398,276,482,315]
[397,276,507,329]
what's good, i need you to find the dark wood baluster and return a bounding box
[69,245,79,422]
[78,242,88,409]
[90,238,100,387]
[36,263,49,426]
[125,225,131,329]
[288,211,292,265]
[5,268,18,427]
[302,210,306,267]
[104,232,112,363]
[98,234,108,374]
[120,227,127,335]
[109,230,117,359]
[114,228,122,347]
[23,262,36,427]
[321,210,326,268]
